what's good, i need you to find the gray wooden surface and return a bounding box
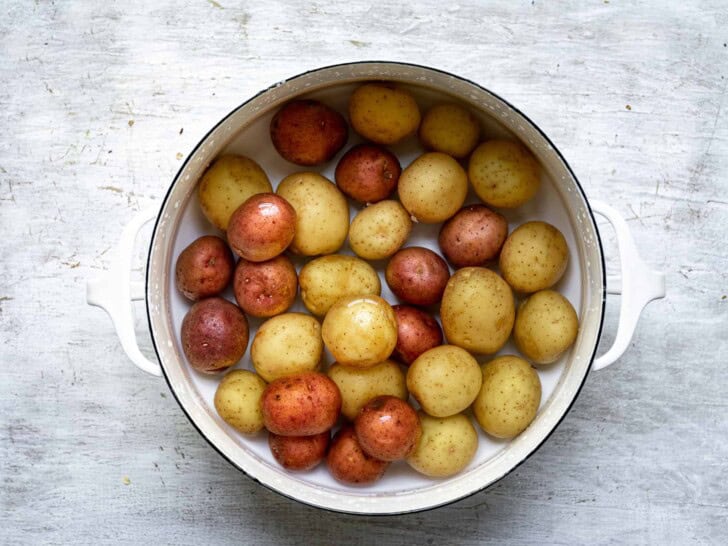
[1,1,726,544]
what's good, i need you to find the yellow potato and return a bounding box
[398,152,468,223]
[327,360,407,421]
[468,140,540,208]
[472,355,541,439]
[499,221,569,293]
[348,83,421,144]
[251,313,323,382]
[276,172,349,256]
[514,289,579,364]
[418,103,480,158]
[298,255,381,317]
[213,369,267,434]
[348,200,412,260]
[406,412,478,478]
[440,267,515,354]
[197,155,272,231]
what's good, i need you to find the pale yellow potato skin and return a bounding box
[348,200,412,260]
[440,267,515,354]
[406,412,478,478]
[197,155,273,231]
[276,172,349,256]
[348,83,421,144]
[322,295,398,368]
[406,345,482,418]
[327,360,407,421]
[472,355,541,439]
[398,152,468,223]
[213,369,267,434]
[298,255,381,317]
[499,221,569,293]
[468,140,540,208]
[419,103,480,158]
[514,289,579,364]
[251,313,323,382]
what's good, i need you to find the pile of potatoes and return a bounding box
[175,82,580,484]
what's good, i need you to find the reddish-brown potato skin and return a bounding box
[438,205,509,268]
[334,143,401,203]
[268,431,330,471]
[261,372,342,436]
[180,297,249,374]
[270,100,348,166]
[326,425,389,485]
[354,396,421,461]
[226,193,296,262]
[385,247,450,306]
[233,255,298,317]
[392,305,443,365]
[175,235,234,301]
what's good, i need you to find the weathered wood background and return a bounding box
[1,1,726,544]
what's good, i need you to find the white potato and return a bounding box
[406,412,478,478]
[348,200,412,260]
[213,369,267,434]
[348,83,421,144]
[419,103,480,158]
[327,360,407,421]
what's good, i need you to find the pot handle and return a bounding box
[86,207,162,377]
[589,200,666,371]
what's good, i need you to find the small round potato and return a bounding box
[472,355,542,439]
[355,396,421,461]
[226,193,296,262]
[348,200,412,260]
[233,255,297,318]
[326,425,389,485]
[327,360,407,421]
[385,247,450,306]
[406,412,478,478]
[276,172,349,256]
[468,140,540,208]
[514,290,579,364]
[438,205,508,268]
[175,235,234,301]
[418,103,480,158]
[440,267,515,354]
[499,221,569,293]
[322,295,398,368]
[406,345,482,418]
[268,431,330,471]
[398,152,468,223]
[214,370,267,434]
[251,313,323,383]
[335,143,401,203]
[197,154,273,231]
[348,83,421,145]
[392,305,443,365]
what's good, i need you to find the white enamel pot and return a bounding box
[87,62,665,515]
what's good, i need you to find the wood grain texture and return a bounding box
[1,0,726,544]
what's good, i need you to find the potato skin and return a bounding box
[270,100,348,166]
[327,360,407,421]
[419,103,480,158]
[354,396,421,461]
[385,247,450,306]
[226,193,296,262]
[438,205,508,268]
[214,370,267,434]
[392,305,443,365]
[233,255,297,318]
[513,290,579,364]
[335,143,401,203]
[406,412,478,478]
[348,83,421,145]
[175,235,234,301]
[268,431,330,471]
[261,372,341,436]
[348,200,412,260]
[180,297,249,374]
[326,425,389,485]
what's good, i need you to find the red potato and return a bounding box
[175,235,234,301]
[268,431,330,471]
[354,396,421,461]
[326,425,389,485]
[392,305,443,365]
[226,193,296,262]
[385,247,450,306]
[233,255,298,318]
[334,143,401,203]
[438,205,508,268]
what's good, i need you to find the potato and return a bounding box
[472,355,541,439]
[251,313,323,383]
[175,235,234,301]
[398,152,468,223]
[468,140,540,208]
[438,205,508,268]
[406,412,478,478]
[197,154,273,231]
[348,200,412,260]
[276,172,349,256]
[268,431,330,471]
[354,396,421,461]
[322,295,398,368]
[226,193,296,262]
[213,370,267,434]
[261,372,341,436]
[392,305,443,365]
[385,247,450,306]
[406,345,482,418]
[327,360,407,421]
[335,143,400,203]
[180,297,249,374]
[233,255,297,318]
[348,83,420,145]
[499,221,569,293]
[418,103,480,158]
[514,290,579,364]
[326,425,389,485]
[440,267,514,354]
[298,254,381,317]
[270,99,348,166]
